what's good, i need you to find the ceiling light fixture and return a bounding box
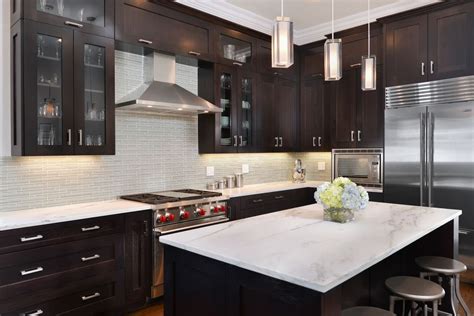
[272,0,294,68]
[361,0,376,91]
[324,0,342,81]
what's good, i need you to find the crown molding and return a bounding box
[177,0,440,46]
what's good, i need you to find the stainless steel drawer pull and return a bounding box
[81,254,101,262]
[78,129,83,146]
[65,21,83,28]
[81,225,100,232]
[357,130,362,142]
[239,136,243,147]
[188,51,201,56]
[430,60,434,74]
[233,135,238,147]
[279,137,283,147]
[20,235,44,242]
[421,62,425,76]
[252,199,263,203]
[138,39,153,45]
[274,137,279,147]
[21,266,44,276]
[26,310,44,316]
[351,130,355,142]
[350,63,361,68]
[67,129,72,146]
[459,229,470,235]
[312,137,316,147]
[81,292,101,301]
[318,136,322,147]
[233,62,243,67]
[274,196,285,200]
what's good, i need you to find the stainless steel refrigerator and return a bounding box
[384,76,474,272]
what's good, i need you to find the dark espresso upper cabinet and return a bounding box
[427,2,474,81]
[385,2,474,86]
[11,0,115,38]
[11,20,115,156]
[215,27,257,71]
[257,40,298,81]
[116,1,213,61]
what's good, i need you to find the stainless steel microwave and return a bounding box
[332,148,383,191]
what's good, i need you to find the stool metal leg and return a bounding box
[434,300,439,316]
[424,304,428,316]
[454,275,471,316]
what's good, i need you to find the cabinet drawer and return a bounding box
[0,215,124,254]
[2,279,123,316]
[240,194,268,211]
[0,234,123,287]
[266,190,294,212]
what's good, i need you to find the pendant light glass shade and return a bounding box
[361,55,376,91]
[324,38,342,81]
[272,16,294,68]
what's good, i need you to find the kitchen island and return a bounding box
[160,202,461,316]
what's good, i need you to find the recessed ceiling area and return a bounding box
[177,0,440,45]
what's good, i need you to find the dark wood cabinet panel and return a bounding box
[300,77,328,151]
[117,3,213,61]
[332,69,358,148]
[257,73,278,151]
[428,2,474,80]
[11,0,115,38]
[385,15,428,87]
[124,211,152,310]
[277,78,298,152]
[340,25,383,71]
[301,49,324,80]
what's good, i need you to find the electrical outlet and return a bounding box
[317,162,326,171]
[206,166,215,177]
[242,164,250,174]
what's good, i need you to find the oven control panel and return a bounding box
[155,200,229,226]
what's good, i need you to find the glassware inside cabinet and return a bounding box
[220,73,233,146]
[36,0,105,27]
[84,44,106,147]
[36,34,63,146]
[240,77,252,147]
[220,35,252,64]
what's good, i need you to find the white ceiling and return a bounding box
[177,0,440,45]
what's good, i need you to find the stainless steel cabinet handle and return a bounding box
[26,310,44,316]
[351,131,355,142]
[318,137,322,147]
[274,137,279,147]
[252,199,263,203]
[274,195,285,200]
[65,21,83,28]
[420,112,426,206]
[20,235,44,242]
[427,112,434,207]
[78,129,83,146]
[279,137,283,148]
[233,62,243,67]
[357,130,362,142]
[421,62,425,76]
[81,254,101,262]
[350,63,362,68]
[81,225,100,232]
[459,229,470,235]
[430,61,434,74]
[67,129,72,146]
[81,292,101,301]
[239,136,243,147]
[21,266,44,276]
[233,135,238,147]
[312,137,316,147]
[188,51,201,56]
[138,38,153,45]
[311,73,323,78]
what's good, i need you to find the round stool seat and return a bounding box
[342,306,395,316]
[385,276,445,301]
[415,256,467,275]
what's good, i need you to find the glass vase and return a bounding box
[323,207,355,223]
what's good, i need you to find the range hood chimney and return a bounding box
[116,53,221,115]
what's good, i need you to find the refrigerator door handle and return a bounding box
[427,112,434,207]
[420,112,426,206]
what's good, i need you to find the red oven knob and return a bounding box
[158,215,166,223]
[195,208,205,216]
[180,211,190,220]
[165,213,175,222]
[219,205,227,213]
[211,206,219,213]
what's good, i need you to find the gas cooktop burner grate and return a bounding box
[120,189,222,205]
[120,194,179,204]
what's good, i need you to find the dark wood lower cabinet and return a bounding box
[0,211,152,315]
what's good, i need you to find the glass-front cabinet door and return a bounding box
[215,64,238,153]
[21,0,114,37]
[238,73,257,152]
[216,27,256,71]
[74,32,115,155]
[22,21,74,155]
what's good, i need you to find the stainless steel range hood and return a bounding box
[116,53,221,115]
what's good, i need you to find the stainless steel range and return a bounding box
[121,189,230,298]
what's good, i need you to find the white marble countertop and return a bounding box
[160,202,461,293]
[210,181,324,198]
[0,200,152,231]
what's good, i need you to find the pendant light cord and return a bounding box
[331,0,334,40]
[281,0,284,17]
[367,0,370,55]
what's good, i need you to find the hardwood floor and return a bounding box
[129,303,163,316]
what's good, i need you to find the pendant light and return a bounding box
[324,0,342,81]
[361,0,376,91]
[272,0,294,68]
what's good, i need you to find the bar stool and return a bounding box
[342,306,395,316]
[386,276,445,316]
[415,256,471,316]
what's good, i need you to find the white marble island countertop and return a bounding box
[160,202,461,293]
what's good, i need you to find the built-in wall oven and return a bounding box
[332,148,383,191]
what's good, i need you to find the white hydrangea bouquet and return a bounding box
[314,177,369,223]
